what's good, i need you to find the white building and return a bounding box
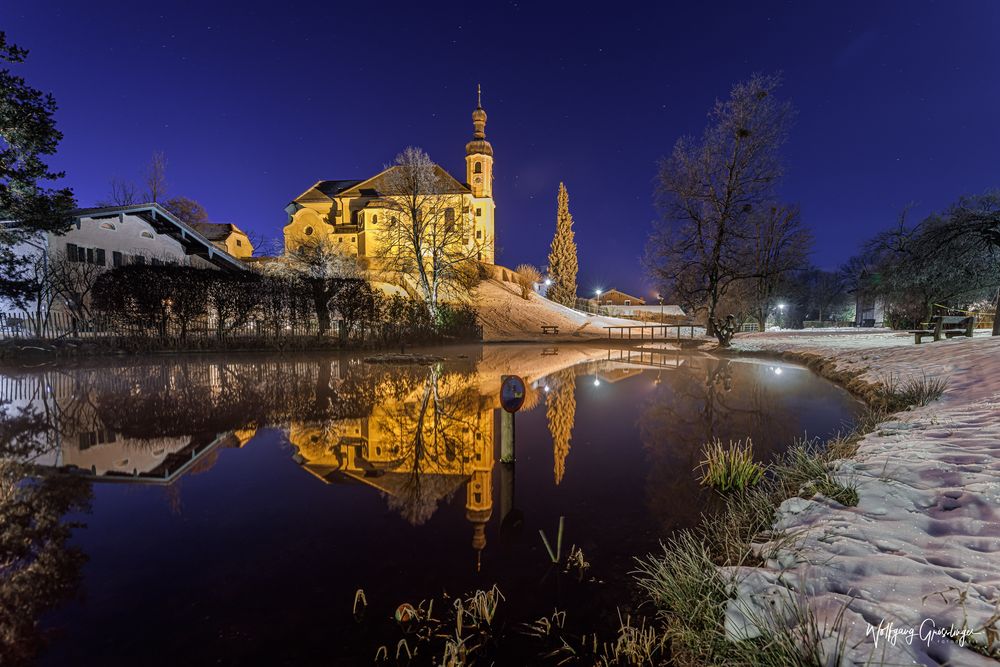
[1,203,245,314]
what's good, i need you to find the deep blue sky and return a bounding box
[6,1,999,298]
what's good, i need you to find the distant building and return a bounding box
[192,222,254,258]
[1,203,245,314]
[597,289,646,306]
[850,270,886,327]
[282,90,496,265]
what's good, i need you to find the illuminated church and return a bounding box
[282,88,496,265]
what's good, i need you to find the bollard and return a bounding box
[500,410,515,462]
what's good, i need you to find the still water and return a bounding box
[0,345,862,665]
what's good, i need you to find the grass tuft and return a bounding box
[773,441,859,507]
[872,372,948,412]
[697,438,765,492]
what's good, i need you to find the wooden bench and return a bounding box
[908,315,974,344]
[541,325,559,335]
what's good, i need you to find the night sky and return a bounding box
[6,1,999,298]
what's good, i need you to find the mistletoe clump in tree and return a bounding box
[0,32,76,305]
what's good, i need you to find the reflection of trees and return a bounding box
[545,369,577,485]
[638,357,788,533]
[376,365,485,525]
[0,402,91,665]
[8,357,434,447]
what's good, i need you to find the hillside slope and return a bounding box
[474,278,643,342]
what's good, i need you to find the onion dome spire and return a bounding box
[467,84,493,156]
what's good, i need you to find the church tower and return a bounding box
[465,85,495,263]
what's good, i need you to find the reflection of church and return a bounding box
[289,374,495,566]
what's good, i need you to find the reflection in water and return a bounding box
[0,401,92,666]
[0,347,862,664]
[290,362,495,559]
[545,368,577,485]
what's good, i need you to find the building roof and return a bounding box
[72,203,245,271]
[295,180,365,202]
[599,288,647,302]
[191,222,245,242]
[293,166,470,205]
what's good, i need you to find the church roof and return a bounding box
[294,180,363,203]
[293,167,469,205]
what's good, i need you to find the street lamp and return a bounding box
[657,293,664,322]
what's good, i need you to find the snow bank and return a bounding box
[725,332,1000,665]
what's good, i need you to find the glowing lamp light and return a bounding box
[774,367,783,375]
[593,378,601,387]
[543,385,550,393]
[544,278,552,286]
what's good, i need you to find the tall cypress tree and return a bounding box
[546,182,578,307]
[0,31,76,304]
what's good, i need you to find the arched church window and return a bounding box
[371,214,378,225]
[474,161,482,174]
[304,226,313,236]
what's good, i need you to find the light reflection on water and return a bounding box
[0,345,862,665]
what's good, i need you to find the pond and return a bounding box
[0,344,863,665]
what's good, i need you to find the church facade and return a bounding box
[282,92,495,265]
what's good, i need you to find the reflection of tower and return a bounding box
[546,368,577,485]
[465,402,494,570]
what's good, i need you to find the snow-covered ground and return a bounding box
[474,278,645,342]
[724,330,1000,665]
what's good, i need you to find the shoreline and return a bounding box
[714,332,1000,664]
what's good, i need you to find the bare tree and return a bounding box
[163,196,208,225]
[798,268,849,323]
[917,193,1000,335]
[864,203,1000,329]
[48,251,107,321]
[144,151,167,203]
[96,177,140,206]
[744,203,811,329]
[373,147,489,316]
[14,250,59,335]
[513,263,541,300]
[266,236,363,334]
[646,73,794,344]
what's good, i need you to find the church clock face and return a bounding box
[474,176,482,184]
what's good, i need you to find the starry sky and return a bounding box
[5,1,999,298]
